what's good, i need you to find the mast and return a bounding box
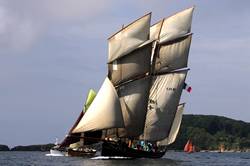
[142,7,194,143]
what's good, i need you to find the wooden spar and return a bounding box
[66,135,104,141]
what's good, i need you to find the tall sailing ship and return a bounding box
[62,7,194,158]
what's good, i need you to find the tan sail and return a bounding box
[150,20,163,40]
[143,70,188,141]
[108,42,152,85]
[108,13,151,63]
[157,103,185,146]
[154,34,192,73]
[117,76,151,137]
[72,77,124,133]
[159,7,194,44]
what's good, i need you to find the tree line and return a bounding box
[169,115,250,151]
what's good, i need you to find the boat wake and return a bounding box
[91,156,134,160]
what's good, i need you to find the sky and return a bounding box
[0,0,249,147]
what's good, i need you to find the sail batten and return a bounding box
[72,77,124,133]
[142,70,188,141]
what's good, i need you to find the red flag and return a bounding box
[183,83,192,93]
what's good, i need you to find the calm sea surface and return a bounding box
[0,151,250,166]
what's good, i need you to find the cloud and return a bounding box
[0,0,116,53]
[0,5,40,52]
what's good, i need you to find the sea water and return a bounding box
[0,151,249,166]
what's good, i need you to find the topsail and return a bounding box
[108,42,152,85]
[108,13,151,63]
[154,34,192,73]
[159,7,194,43]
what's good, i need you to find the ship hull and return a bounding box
[101,141,166,158]
[67,149,96,157]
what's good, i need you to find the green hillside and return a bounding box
[169,115,250,151]
[11,144,55,151]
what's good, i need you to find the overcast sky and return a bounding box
[0,0,249,147]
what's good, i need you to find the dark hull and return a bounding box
[67,149,96,157]
[101,141,166,158]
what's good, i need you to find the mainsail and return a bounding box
[117,76,151,137]
[142,70,188,141]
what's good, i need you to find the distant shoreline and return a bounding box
[1,114,250,152]
[0,144,55,151]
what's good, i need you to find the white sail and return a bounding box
[108,42,152,85]
[117,77,151,137]
[157,103,185,146]
[154,34,192,73]
[108,13,151,63]
[72,77,124,133]
[143,70,188,141]
[159,7,194,44]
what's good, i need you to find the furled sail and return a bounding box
[117,76,151,137]
[159,7,194,44]
[154,34,192,73]
[157,103,185,146]
[108,13,151,63]
[72,77,124,133]
[108,42,152,85]
[142,70,188,141]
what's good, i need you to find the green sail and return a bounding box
[83,89,96,112]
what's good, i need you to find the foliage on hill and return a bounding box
[169,115,250,151]
[0,144,10,151]
[11,144,55,151]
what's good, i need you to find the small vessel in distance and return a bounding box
[46,138,65,156]
[184,139,195,153]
